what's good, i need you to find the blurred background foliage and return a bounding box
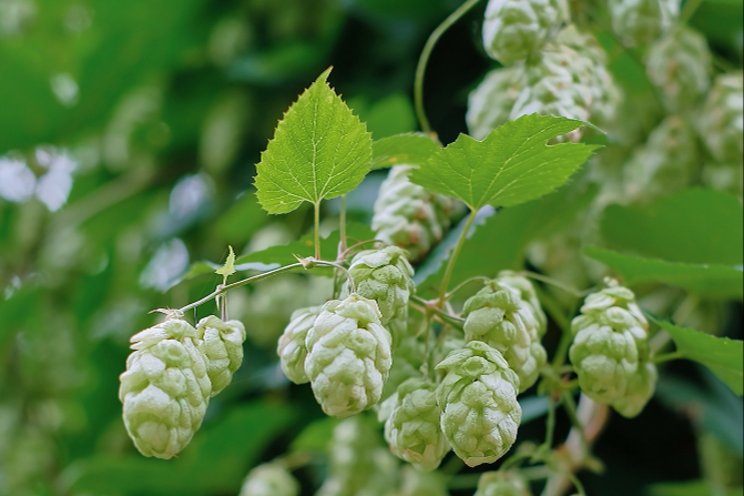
[0,0,741,495]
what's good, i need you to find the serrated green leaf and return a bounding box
[254,68,372,214]
[655,320,743,396]
[371,132,441,169]
[214,246,236,278]
[409,114,599,211]
[585,246,743,300]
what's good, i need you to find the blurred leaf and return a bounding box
[655,320,743,395]
[359,93,417,139]
[371,132,441,170]
[410,114,598,211]
[585,246,743,300]
[290,417,337,454]
[647,479,741,496]
[255,68,373,214]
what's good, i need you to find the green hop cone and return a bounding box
[305,294,393,417]
[239,462,299,496]
[466,64,528,140]
[118,318,211,459]
[475,470,532,496]
[646,26,711,112]
[436,341,522,467]
[608,0,679,48]
[384,377,450,471]
[276,305,321,384]
[397,465,449,496]
[372,165,464,263]
[462,274,547,391]
[569,280,658,417]
[697,72,744,163]
[482,0,568,64]
[345,246,415,341]
[195,315,246,396]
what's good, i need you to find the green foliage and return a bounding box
[371,133,441,170]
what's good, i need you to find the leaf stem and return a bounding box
[438,209,477,307]
[520,271,586,298]
[411,294,465,329]
[314,201,321,260]
[414,0,483,133]
[338,195,347,259]
[652,350,684,364]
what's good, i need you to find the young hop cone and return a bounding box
[466,64,528,140]
[482,0,568,64]
[118,318,212,459]
[384,377,450,471]
[276,305,321,384]
[372,165,464,263]
[195,315,246,396]
[462,274,547,391]
[697,72,744,163]
[304,294,392,417]
[238,462,299,496]
[475,470,532,496]
[608,0,679,48]
[436,341,522,467]
[397,465,449,496]
[569,280,658,418]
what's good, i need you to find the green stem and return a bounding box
[521,271,585,298]
[338,195,347,259]
[414,0,483,133]
[313,201,321,260]
[680,0,704,24]
[411,294,465,329]
[543,396,557,451]
[653,350,684,364]
[438,209,477,307]
[561,392,586,447]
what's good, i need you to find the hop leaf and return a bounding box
[697,72,744,163]
[569,280,657,417]
[277,305,321,384]
[305,294,393,417]
[466,65,528,140]
[475,470,532,496]
[196,315,246,395]
[384,377,450,471]
[239,462,299,496]
[436,341,521,466]
[119,318,211,459]
[462,273,547,391]
[608,0,679,48]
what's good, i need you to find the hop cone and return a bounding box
[569,280,657,417]
[305,294,392,417]
[466,64,528,140]
[702,162,743,202]
[608,0,679,47]
[475,471,532,496]
[346,246,415,340]
[697,72,744,163]
[372,165,464,263]
[384,377,450,471]
[482,0,567,64]
[462,275,547,391]
[436,341,521,467]
[195,315,245,395]
[118,318,211,459]
[382,332,426,403]
[239,463,299,496]
[277,306,321,384]
[646,26,711,112]
[397,465,449,496]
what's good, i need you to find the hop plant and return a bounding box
[384,377,450,471]
[702,162,743,202]
[382,331,426,402]
[466,65,528,140]
[345,246,415,340]
[304,294,392,417]
[608,0,679,48]
[436,341,522,466]
[462,274,547,391]
[569,280,658,418]
[118,318,211,459]
[646,26,711,112]
[475,470,532,496]
[276,305,321,384]
[697,72,744,163]
[481,0,568,64]
[372,165,464,263]
[397,465,449,496]
[195,315,245,395]
[239,462,299,496]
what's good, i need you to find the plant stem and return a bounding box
[338,195,347,259]
[521,271,585,298]
[653,350,684,364]
[438,209,477,307]
[314,201,321,260]
[414,0,482,133]
[680,0,704,24]
[411,294,465,329]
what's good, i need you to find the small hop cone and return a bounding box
[646,26,712,112]
[482,0,568,64]
[305,294,392,417]
[384,377,450,471]
[467,64,528,140]
[697,72,744,163]
[382,332,427,404]
[475,470,532,496]
[277,306,321,384]
[462,274,547,391]
[398,465,449,496]
[436,341,521,467]
[372,165,464,263]
[608,0,679,48]
[239,462,299,496]
[118,318,211,459]
[569,280,657,418]
[195,315,246,396]
[345,246,415,341]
